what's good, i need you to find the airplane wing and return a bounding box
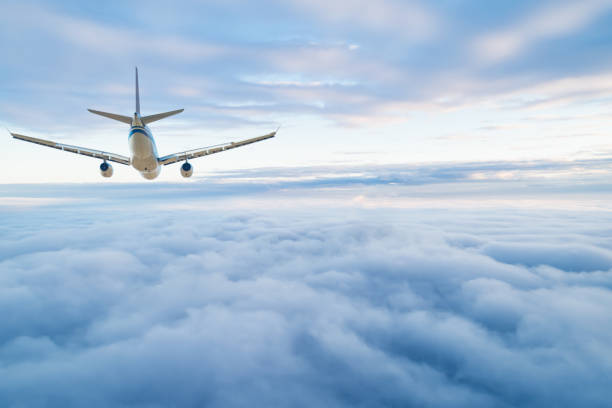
[11,132,131,165]
[158,130,277,166]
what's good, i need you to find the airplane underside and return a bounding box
[129,131,161,179]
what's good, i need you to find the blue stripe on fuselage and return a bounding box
[129,127,152,140]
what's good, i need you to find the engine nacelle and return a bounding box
[100,161,113,178]
[180,162,193,178]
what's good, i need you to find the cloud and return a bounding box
[1,183,612,406]
[0,3,223,61]
[3,0,612,135]
[483,242,612,272]
[473,0,612,63]
[488,72,612,110]
[191,157,612,191]
[286,0,439,40]
[4,157,612,211]
[4,0,612,187]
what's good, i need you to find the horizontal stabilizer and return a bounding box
[88,109,132,124]
[142,109,184,124]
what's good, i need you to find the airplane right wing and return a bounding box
[11,132,131,165]
[158,130,277,166]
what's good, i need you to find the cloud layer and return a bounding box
[1,183,612,407]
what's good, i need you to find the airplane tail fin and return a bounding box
[87,109,132,124]
[88,68,182,125]
[135,66,141,115]
[142,109,184,124]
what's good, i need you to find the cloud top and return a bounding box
[1,184,612,406]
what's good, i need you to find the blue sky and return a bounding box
[2,0,612,181]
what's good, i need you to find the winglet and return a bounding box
[6,128,20,139]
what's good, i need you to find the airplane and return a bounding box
[10,68,277,180]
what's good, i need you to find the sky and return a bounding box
[1,0,612,181]
[2,1,612,407]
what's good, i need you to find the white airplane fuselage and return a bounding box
[129,114,160,179]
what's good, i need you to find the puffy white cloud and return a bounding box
[1,182,612,406]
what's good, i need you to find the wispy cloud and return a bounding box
[473,0,612,63]
[286,0,439,40]
[4,157,612,212]
[0,3,224,61]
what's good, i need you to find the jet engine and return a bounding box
[100,161,114,178]
[180,162,193,178]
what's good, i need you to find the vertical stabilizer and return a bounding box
[135,66,141,115]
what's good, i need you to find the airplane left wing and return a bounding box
[158,130,277,166]
[11,132,131,165]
